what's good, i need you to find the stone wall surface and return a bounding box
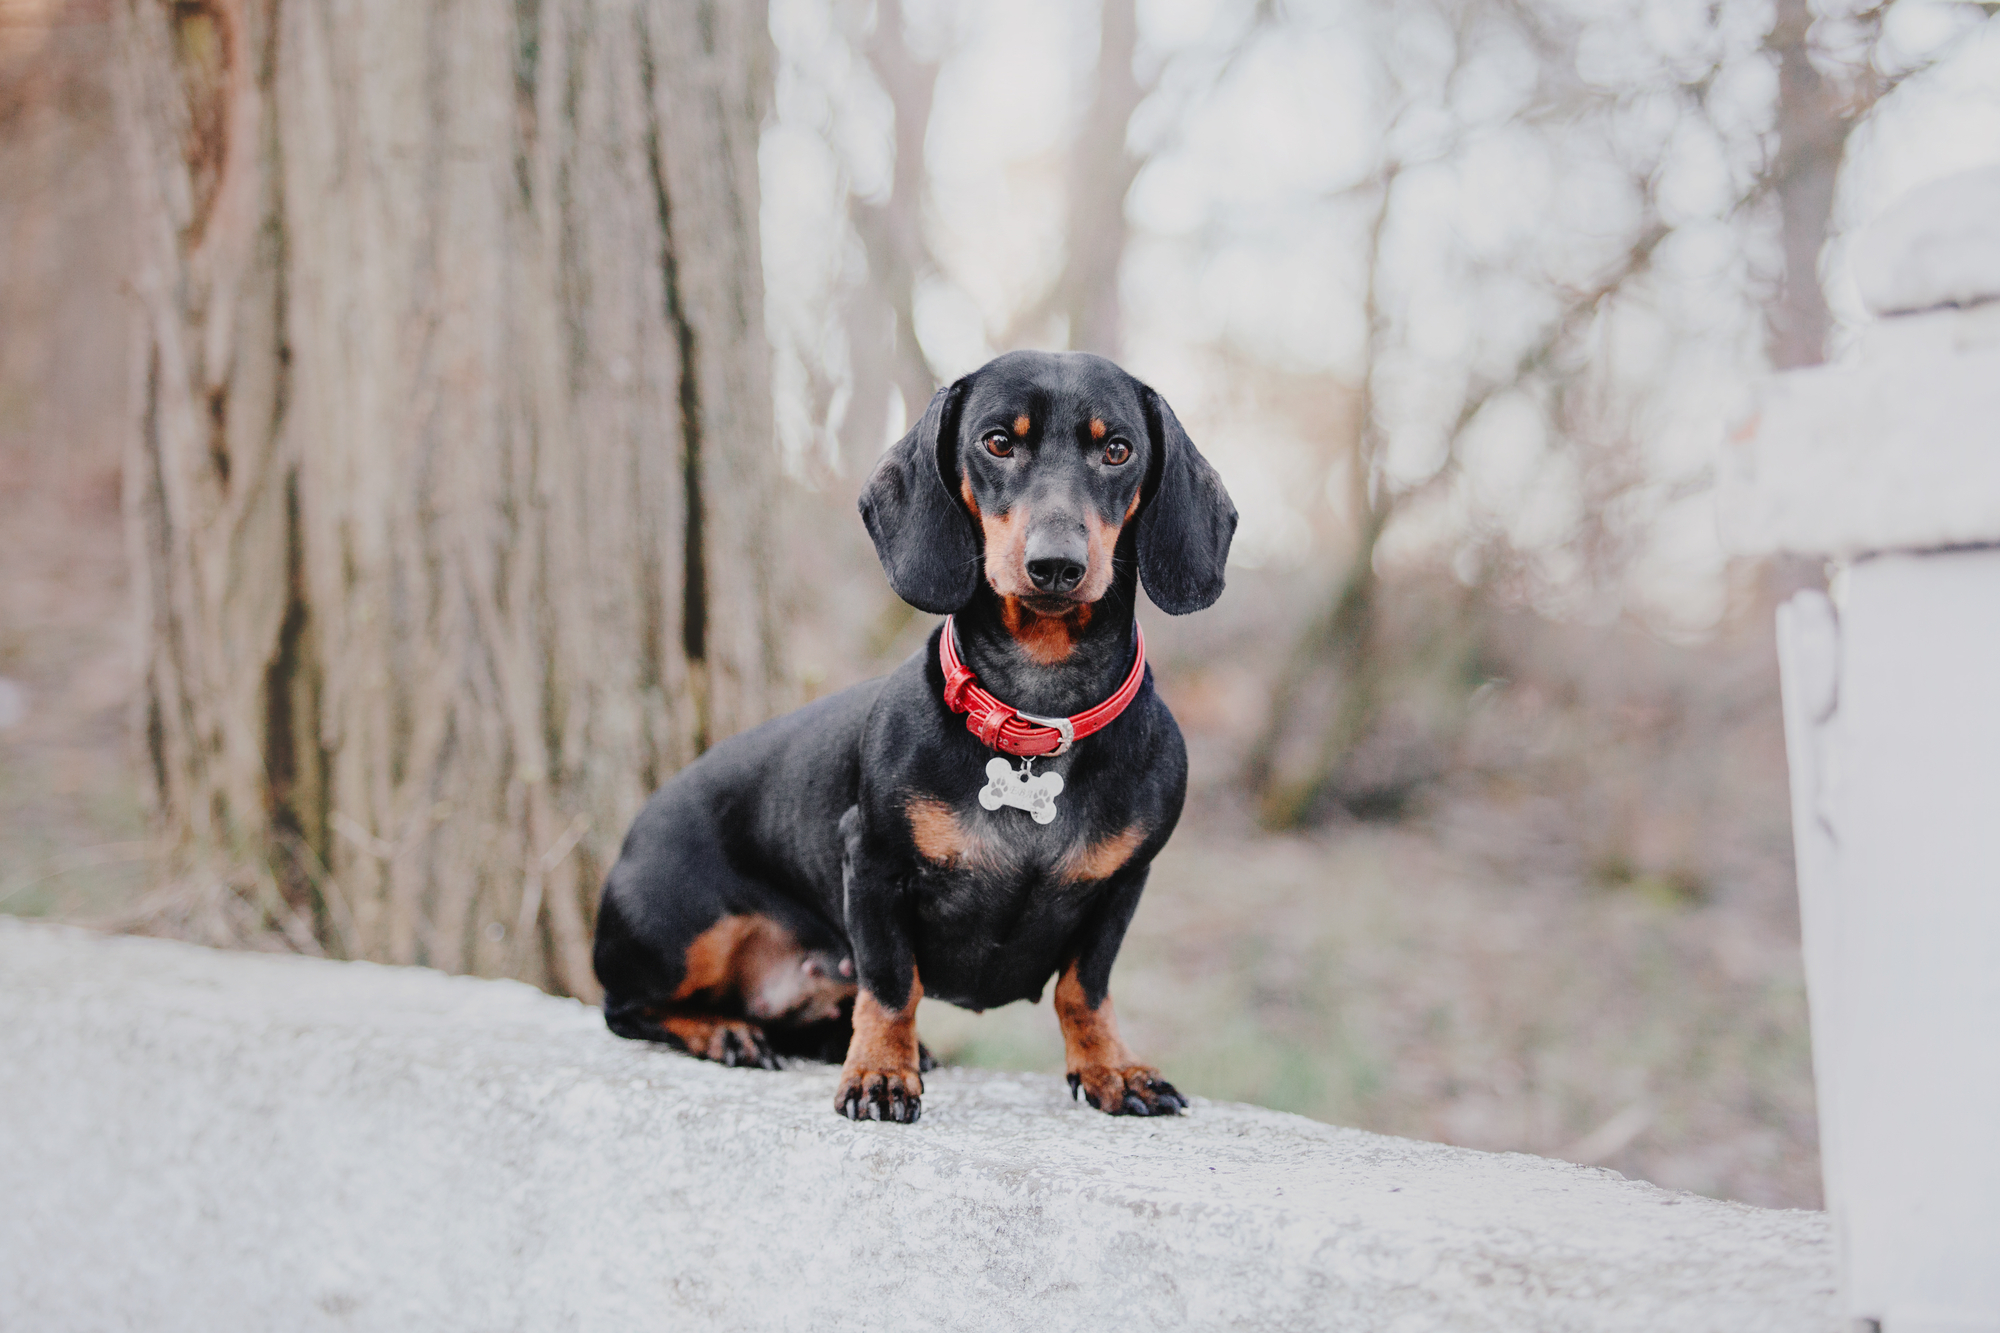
[0,920,1837,1332]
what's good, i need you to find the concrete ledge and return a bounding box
[1719,301,2000,558]
[0,920,1835,1331]
[1853,166,2000,317]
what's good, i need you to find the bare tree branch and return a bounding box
[841,0,943,459]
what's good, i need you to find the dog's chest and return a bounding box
[903,779,1146,900]
[899,785,1146,1008]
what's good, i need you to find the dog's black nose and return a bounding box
[1026,556,1086,594]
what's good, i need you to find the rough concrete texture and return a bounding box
[0,920,1836,1332]
[1852,166,2000,316]
[1719,300,2000,557]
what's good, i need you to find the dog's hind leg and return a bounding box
[606,1004,781,1069]
[598,887,857,1067]
[595,770,862,1066]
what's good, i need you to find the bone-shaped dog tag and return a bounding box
[978,757,1064,824]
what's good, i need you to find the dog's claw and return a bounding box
[714,1024,779,1070]
[834,1068,923,1124]
[654,1016,778,1070]
[1072,1065,1186,1117]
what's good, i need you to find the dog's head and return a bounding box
[859,350,1237,617]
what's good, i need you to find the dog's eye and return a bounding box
[983,431,1013,458]
[1103,440,1131,465]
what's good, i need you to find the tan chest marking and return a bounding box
[905,795,998,871]
[1057,823,1147,884]
[907,797,1143,885]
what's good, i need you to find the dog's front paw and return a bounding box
[835,1065,924,1123]
[1068,1065,1186,1116]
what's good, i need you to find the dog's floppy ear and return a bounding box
[1136,385,1237,615]
[858,378,980,614]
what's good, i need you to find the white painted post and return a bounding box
[1722,166,2000,1333]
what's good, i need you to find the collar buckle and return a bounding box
[1014,711,1075,757]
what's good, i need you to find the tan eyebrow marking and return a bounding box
[1014,414,1031,436]
[1089,418,1107,440]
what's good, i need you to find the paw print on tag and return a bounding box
[978,757,1064,824]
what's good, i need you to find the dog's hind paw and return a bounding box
[1068,1065,1186,1117]
[658,1016,779,1070]
[835,1066,923,1123]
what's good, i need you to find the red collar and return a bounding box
[938,614,1147,758]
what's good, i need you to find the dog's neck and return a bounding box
[949,573,1141,721]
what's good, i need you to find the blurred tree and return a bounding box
[1765,0,1851,370]
[1244,0,1676,825]
[834,0,1170,413]
[115,0,780,996]
[991,0,1154,360]
[1053,0,1144,358]
[1765,0,1998,368]
[839,0,942,459]
[1014,0,1269,358]
[0,0,124,484]
[1245,162,1673,826]
[1243,0,1997,827]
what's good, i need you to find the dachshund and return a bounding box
[593,349,1237,1122]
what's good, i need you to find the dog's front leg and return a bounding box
[834,806,924,1123]
[1057,866,1187,1117]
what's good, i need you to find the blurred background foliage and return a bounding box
[6,0,2000,1209]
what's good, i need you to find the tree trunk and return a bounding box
[840,0,938,461]
[114,0,779,998]
[1244,171,1395,826]
[1765,0,1849,371]
[1057,0,1143,359]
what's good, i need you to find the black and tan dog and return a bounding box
[593,350,1236,1122]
